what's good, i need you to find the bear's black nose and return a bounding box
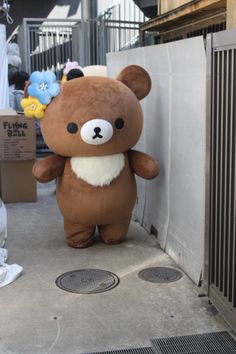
[94,127,101,134]
[93,126,103,139]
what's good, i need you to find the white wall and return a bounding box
[97,0,145,21]
[107,37,206,285]
[97,0,116,14]
[47,1,81,19]
[46,0,142,20]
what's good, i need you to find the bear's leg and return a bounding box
[64,219,95,248]
[98,216,131,245]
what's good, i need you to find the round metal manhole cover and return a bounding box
[138,267,182,283]
[55,269,119,294]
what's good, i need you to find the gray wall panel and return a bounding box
[107,36,206,284]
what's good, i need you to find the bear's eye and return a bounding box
[67,122,78,134]
[115,118,124,129]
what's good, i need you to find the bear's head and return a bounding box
[25,65,151,157]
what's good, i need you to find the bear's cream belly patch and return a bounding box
[71,153,125,187]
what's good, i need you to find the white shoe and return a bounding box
[0,264,23,287]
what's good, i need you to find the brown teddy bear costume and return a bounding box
[29,65,160,248]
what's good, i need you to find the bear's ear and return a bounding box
[116,65,151,100]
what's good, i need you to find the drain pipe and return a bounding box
[91,0,98,19]
[81,0,90,20]
[81,0,98,65]
[81,0,97,20]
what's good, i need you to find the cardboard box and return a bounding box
[0,109,37,203]
[0,160,37,203]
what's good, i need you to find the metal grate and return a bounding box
[138,267,182,283]
[82,347,154,354]
[151,331,236,354]
[206,30,236,332]
[55,269,119,294]
[210,46,236,304]
[29,23,73,78]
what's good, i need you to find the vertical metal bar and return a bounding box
[28,24,33,73]
[49,27,53,70]
[101,20,106,65]
[227,49,234,303]
[123,0,125,21]
[61,27,64,64]
[56,27,59,75]
[118,4,121,51]
[39,28,42,71]
[65,27,69,62]
[29,25,33,72]
[46,27,49,70]
[57,25,60,68]
[219,50,225,292]
[232,49,236,307]
[111,22,115,52]
[56,26,61,77]
[93,20,96,65]
[60,26,63,70]
[94,19,97,65]
[47,27,50,70]
[37,27,40,71]
[69,27,72,61]
[215,50,220,288]
[63,26,65,64]
[133,0,135,22]
[51,26,54,72]
[46,27,49,69]
[95,21,99,64]
[209,46,216,286]
[61,27,65,76]
[52,26,54,71]
[36,26,39,71]
[129,0,131,23]
[68,26,71,60]
[39,27,42,71]
[223,50,229,297]
[53,26,56,71]
[123,25,126,51]
[35,27,39,72]
[42,28,45,71]
[22,18,29,72]
[32,26,35,71]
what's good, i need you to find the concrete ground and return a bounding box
[1,183,229,354]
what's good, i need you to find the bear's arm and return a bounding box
[32,155,66,183]
[128,149,160,179]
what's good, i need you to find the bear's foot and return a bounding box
[98,216,131,245]
[64,219,95,248]
[67,237,94,249]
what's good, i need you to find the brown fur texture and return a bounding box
[116,65,151,100]
[32,65,159,247]
[32,155,65,182]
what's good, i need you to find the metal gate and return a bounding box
[205,28,236,332]
[18,18,81,78]
[17,2,145,78]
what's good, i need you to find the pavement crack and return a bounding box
[46,319,61,353]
